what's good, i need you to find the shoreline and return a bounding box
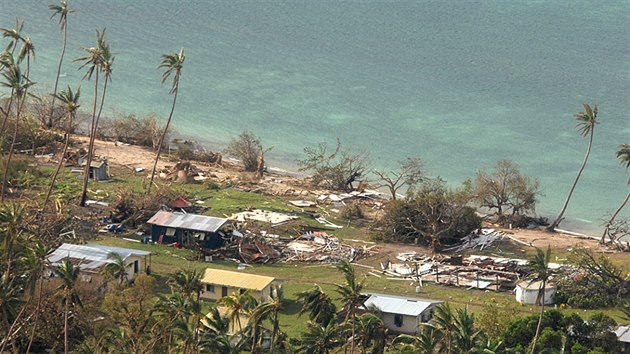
[84,133,611,242]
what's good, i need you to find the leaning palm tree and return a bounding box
[335,259,365,354]
[148,48,185,193]
[52,257,82,354]
[17,36,35,79]
[529,246,552,354]
[602,144,630,243]
[296,284,337,326]
[249,284,284,352]
[75,29,105,207]
[548,104,599,231]
[43,85,80,211]
[48,0,76,128]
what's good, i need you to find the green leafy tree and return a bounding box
[548,103,599,231]
[48,0,76,128]
[148,48,185,193]
[224,130,263,172]
[602,143,630,243]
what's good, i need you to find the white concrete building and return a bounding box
[363,293,442,334]
[515,280,556,305]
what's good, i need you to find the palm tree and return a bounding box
[0,202,25,281]
[24,242,49,354]
[451,306,486,353]
[296,284,337,326]
[148,48,185,193]
[529,246,552,354]
[0,19,24,55]
[392,325,440,354]
[167,268,202,301]
[103,252,128,285]
[431,303,457,354]
[48,0,76,128]
[295,321,346,354]
[602,144,630,243]
[43,85,80,210]
[335,259,365,354]
[249,284,284,352]
[218,290,255,333]
[353,312,388,354]
[0,56,35,202]
[75,29,106,207]
[1,242,48,354]
[17,36,35,80]
[52,257,82,354]
[548,104,599,231]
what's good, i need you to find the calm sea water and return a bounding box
[1,1,629,236]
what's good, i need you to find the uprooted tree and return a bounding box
[473,159,541,227]
[373,157,425,200]
[297,139,370,192]
[554,247,629,308]
[371,179,481,251]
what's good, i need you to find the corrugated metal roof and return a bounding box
[147,211,228,233]
[201,268,274,291]
[616,325,630,343]
[363,293,442,317]
[47,243,151,271]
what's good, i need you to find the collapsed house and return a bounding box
[146,211,230,250]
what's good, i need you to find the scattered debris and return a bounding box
[230,209,299,225]
[289,200,317,207]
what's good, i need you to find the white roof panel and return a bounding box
[363,293,442,317]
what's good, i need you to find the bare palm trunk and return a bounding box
[1,94,25,202]
[79,72,99,207]
[25,278,44,354]
[64,296,69,354]
[530,280,546,354]
[148,86,178,193]
[49,22,67,128]
[602,185,630,243]
[0,93,15,147]
[548,130,594,231]
[0,298,29,353]
[43,113,73,210]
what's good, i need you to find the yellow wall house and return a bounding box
[200,268,275,302]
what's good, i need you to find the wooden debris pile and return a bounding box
[380,252,565,292]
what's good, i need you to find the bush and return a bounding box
[339,204,364,220]
[99,112,169,149]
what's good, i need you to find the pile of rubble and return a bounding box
[209,230,377,264]
[380,252,566,292]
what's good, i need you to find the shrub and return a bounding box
[224,131,262,172]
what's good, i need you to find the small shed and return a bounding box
[147,210,229,249]
[363,293,442,334]
[200,268,275,302]
[47,243,152,284]
[515,280,556,305]
[79,158,109,181]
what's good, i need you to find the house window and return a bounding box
[166,228,176,236]
[222,287,228,297]
[394,314,403,327]
[133,260,139,274]
[206,284,215,293]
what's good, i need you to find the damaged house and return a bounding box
[147,210,230,250]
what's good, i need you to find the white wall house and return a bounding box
[47,243,152,284]
[363,293,442,334]
[515,280,556,305]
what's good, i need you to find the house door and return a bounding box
[134,260,139,274]
[222,286,228,297]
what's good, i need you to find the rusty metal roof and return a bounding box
[201,268,274,291]
[147,211,228,233]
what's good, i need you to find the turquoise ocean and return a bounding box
[1,1,629,236]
